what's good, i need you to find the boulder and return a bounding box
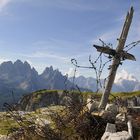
[100,110,116,122]
[101,131,131,140]
[105,123,116,133]
[105,103,118,115]
[116,113,126,123]
[99,104,118,121]
[86,98,99,112]
[101,121,133,140]
[136,96,140,106]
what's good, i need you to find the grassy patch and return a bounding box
[81,90,140,101]
[32,89,61,95]
[0,113,19,135]
[109,91,140,101]
[1,90,140,136]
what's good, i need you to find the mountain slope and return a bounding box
[0,60,140,108]
[39,66,71,90]
[0,60,72,107]
[0,60,39,92]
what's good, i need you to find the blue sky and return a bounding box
[0,0,139,79]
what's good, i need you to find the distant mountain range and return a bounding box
[0,60,140,108]
[0,60,72,107]
[69,73,140,93]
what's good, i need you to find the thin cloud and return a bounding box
[92,29,120,46]
[115,13,126,22]
[35,0,105,11]
[20,0,110,11]
[114,69,138,84]
[32,38,82,49]
[32,38,91,58]
[51,0,97,11]
[66,67,80,77]
[21,51,69,62]
[0,0,11,12]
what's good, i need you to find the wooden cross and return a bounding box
[94,7,135,109]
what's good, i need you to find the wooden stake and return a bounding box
[99,7,134,109]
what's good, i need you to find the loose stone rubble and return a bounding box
[0,135,9,140]
[35,118,50,126]
[101,121,133,140]
[86,96,140,139]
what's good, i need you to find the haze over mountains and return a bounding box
[0,60,140,93]
[70,72,140,93]
[0,60,140,107]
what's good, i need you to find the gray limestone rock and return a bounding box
[87,98,99,112]
[116,113,126,123]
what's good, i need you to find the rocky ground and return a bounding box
[0,90,140,139]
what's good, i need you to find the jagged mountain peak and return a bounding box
[0,60,81,108]
[44,66,53,71]
[1,61,13,65]
[14,59,23,65]
[14,60,31,69]
[41,66,63,80]
[0,61,13,69]
[23,61,32,71]
[0,59,139,109]
[0,60,139,102]
[32,67,38,74]
[24,61,31,66]
[0,61,14,74]
[0,60,72,89]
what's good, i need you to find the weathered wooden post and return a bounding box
[98,7,134,109]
